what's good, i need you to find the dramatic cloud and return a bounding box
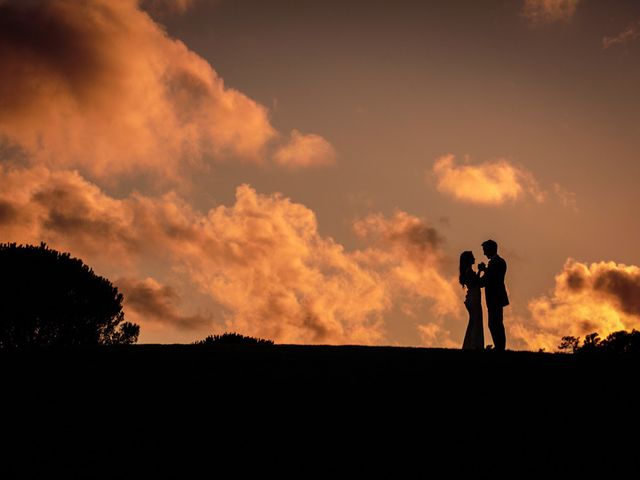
[521,0,579,25]
[0,0,332,181]
[273,130,337,169]
[0,164,461,345]
[603,21,640,49]
[0,165,382,343]
[510,259,640,351]
[431,154,545,206]
[185,184,391,345]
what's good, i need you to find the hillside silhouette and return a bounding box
[3,344,638,475]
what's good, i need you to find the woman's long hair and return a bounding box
[459,251,474,287]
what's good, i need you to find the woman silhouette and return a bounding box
[459,251,484,350]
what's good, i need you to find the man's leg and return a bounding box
[488,306,506,351]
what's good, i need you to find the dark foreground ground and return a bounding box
[2,345,639,476]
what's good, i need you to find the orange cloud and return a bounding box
[431,154,545,206]
[603,21,640,49]
[0,0,332,182]
[0,165,383,343]
[521,0,579,25]
[510,259,640,351]
[184,184,391,345]
[273,129,337,169]
[0,163,464,345]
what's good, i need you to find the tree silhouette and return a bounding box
[0,243,139,348]
[558,336,581,353]
[599,329,640,354]
[557,329,640,354]
[580,332,601,353]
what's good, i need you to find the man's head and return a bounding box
[482,239,498,259]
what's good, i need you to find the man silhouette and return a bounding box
[477,239,509,351]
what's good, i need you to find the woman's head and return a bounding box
[459,250,475,286]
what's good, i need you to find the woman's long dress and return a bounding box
[462,268,484,350]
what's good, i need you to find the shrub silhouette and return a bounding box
[0,242,139,348]
[557,329,640,354]
[598,329,640,354]
[194,332,274,346]
[558,336,581,353]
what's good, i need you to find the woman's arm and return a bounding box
[477,264,490,287]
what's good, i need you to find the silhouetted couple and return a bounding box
[459,239,509,351]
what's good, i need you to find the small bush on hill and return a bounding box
[193,332,274,346]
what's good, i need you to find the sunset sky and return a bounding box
[1,0,639,350]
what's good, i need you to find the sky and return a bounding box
[1,0,639,350]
